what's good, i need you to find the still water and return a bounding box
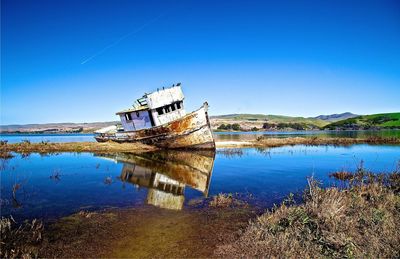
[1,145,399,221]
[1,130,399,143]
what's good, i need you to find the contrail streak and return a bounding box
[81,12,166,65]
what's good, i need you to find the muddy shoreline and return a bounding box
[2,197,258,258]
[1,136,399,155]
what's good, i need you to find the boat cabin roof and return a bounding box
[115,105,149,115]
[115,84,184,115]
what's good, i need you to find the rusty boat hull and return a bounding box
[94,103,215,150]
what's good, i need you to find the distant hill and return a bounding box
[314,112,358,122]
[211,114,329,129]
[0,121,119,133]
[323,113,400,130]
[211,114,330,127]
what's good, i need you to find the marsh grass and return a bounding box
[216,169,400,258]
[210,193,235,208]
[209,193,248,208]
[329,171,354,181]
[0,141,156,154]
[219,136,400,148]
[0,217,44,259]
[0,150,14,159]
[1,136,399,154]
[256,136,400,147]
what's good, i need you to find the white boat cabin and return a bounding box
[116,85,187,132]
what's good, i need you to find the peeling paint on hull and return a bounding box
[95,103,215,150]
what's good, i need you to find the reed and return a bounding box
[0,151,14,159]
[216,169,400,258]
[0,217,44,259]
[253,136,400,147]
[0,141,157,154]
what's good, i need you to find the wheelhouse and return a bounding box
[116,85,187,132]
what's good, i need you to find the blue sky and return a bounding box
[1,0,399,124]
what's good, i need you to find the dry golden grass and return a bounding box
[0,141,157,154]
[216,136,400,148]
[216,170,400,258]
[1,136,399,154]
[255,136,400,147]
[0,151,14,159]
[329,171,354,181]
[209,193,235,208]
[0,217,44,258]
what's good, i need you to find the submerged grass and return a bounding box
[217,148,244,158]
[216,168,400,258]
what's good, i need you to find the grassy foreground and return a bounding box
[216,168,400,258]
[1,169,399,258]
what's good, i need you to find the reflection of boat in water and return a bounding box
[99,150,215,210]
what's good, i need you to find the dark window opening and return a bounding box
[176,102,181,109]
[156,107,164,115]
[164,106,170,113]
[136,112,140,117]
[148,111,155,126]
[171,103,176,111]
[125,113,132,121]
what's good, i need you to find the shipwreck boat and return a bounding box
[94,84,215,149]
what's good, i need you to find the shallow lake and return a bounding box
[1,144,399,222]
[1,130,399,143]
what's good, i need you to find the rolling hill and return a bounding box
[323,113,400,130]
[0,121,119,133]
[315,112,358,122]
[211,114,329,127]
[210,114,329,130]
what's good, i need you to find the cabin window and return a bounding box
[136,112,140,117]
[171,103,176,111]
[156,107,164,115]
[164,106,170,113]
[125,113,132,121]
[176,102,181,109]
